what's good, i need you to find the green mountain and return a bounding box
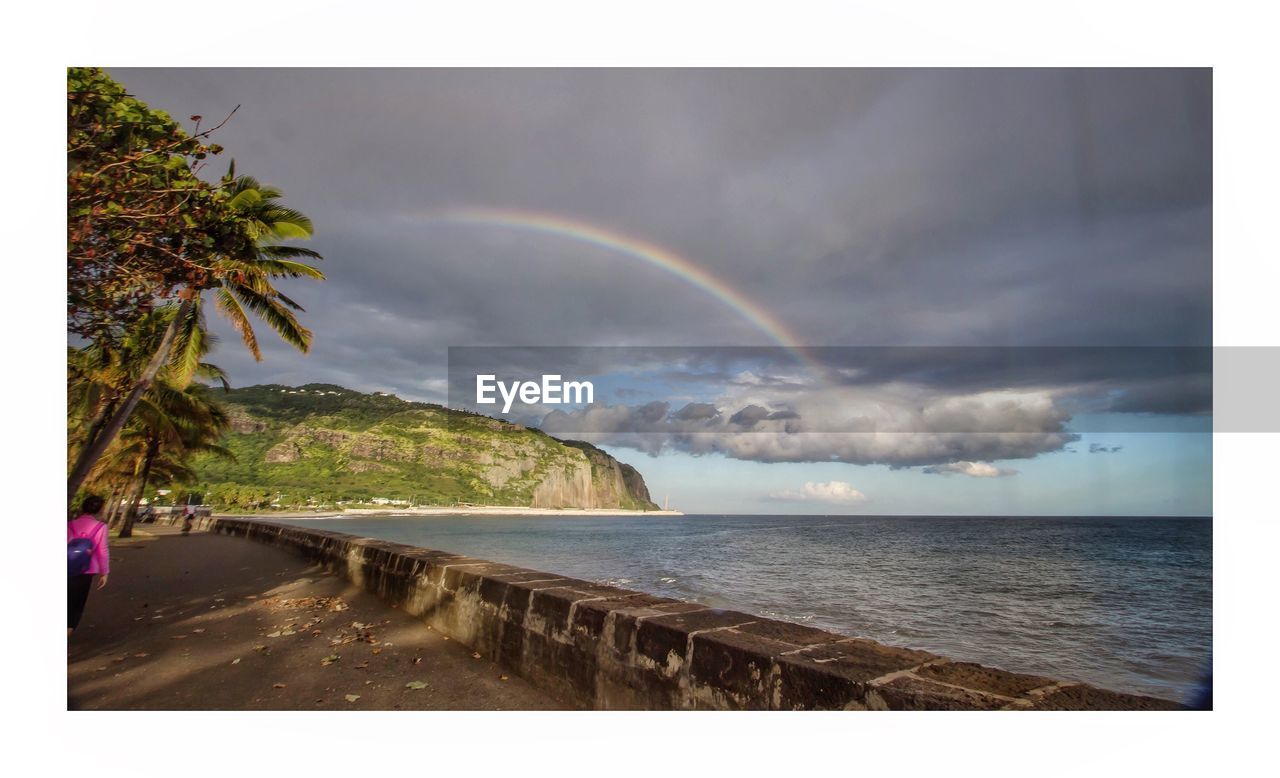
[188,383,659,511]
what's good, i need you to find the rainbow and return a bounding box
[421,206,822,375]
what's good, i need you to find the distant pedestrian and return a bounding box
[68,495,110,636]
[182,503,195,535]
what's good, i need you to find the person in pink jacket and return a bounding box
[68,494,109,636]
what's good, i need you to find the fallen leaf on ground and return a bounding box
[354,662,369,669]
[231,658,241,665]
[499,675,509,681]
[272,683,286,689]
[412,657,422,665]
[321,654,340,666]
[371,648,381,655]
[170,635,187,640]
[192,628,205,634]
[345,694,361,702]
[266,631,282,638]
[275,596,348,612]
[405,681,428,690]
[471,652,481,659]
[134,653,149,658]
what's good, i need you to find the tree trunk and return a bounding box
[118,440,159,539]
[67,297,192,504]
[104,485,125,527]
[109,482,134,529]
[77,396,117,468]
[111,477,140,532]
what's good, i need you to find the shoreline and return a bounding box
[214,506,684,519]
[184,516,1182,710]
[141,513,1194,706]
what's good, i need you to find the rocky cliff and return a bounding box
[189,384,660,511]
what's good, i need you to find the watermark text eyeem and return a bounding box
[475,374,594,414]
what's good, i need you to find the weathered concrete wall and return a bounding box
[188,517,1183,710]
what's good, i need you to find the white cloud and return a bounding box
[921,461,1019,478]
[767,481,867,504]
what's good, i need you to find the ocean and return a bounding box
[279,513,1211,701]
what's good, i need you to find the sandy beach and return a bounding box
[215,506,684,520]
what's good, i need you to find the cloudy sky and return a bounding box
[111,68,1212,515]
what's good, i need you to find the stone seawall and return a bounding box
[173,517,1183,710]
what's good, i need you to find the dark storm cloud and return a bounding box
[672,402,721,422]
[729,405,772,427]
[109,68,1211,411]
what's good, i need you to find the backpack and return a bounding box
[68,531,95,576]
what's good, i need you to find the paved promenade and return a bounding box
[68,526,568,710]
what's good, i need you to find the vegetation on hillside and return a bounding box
[169,384,659,512]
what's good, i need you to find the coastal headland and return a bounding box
[193,384,663,513]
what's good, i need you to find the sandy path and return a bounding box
[67,525,570,710]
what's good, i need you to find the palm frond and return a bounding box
[275,291,305,312]
[165,299,207,389]
[225,187,263,210]
[228,285,312,353]
[262,206,313,240]
[259,244,324,261]
[194,362,232,391]
[214,287,261,360]
[249,257,326,280]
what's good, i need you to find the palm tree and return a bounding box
[108,383,232,538]
[69,312,178,473]
[69,305,229,472]
[67,168,324,502]
[185,169,326,370]
[76,304,235,536]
